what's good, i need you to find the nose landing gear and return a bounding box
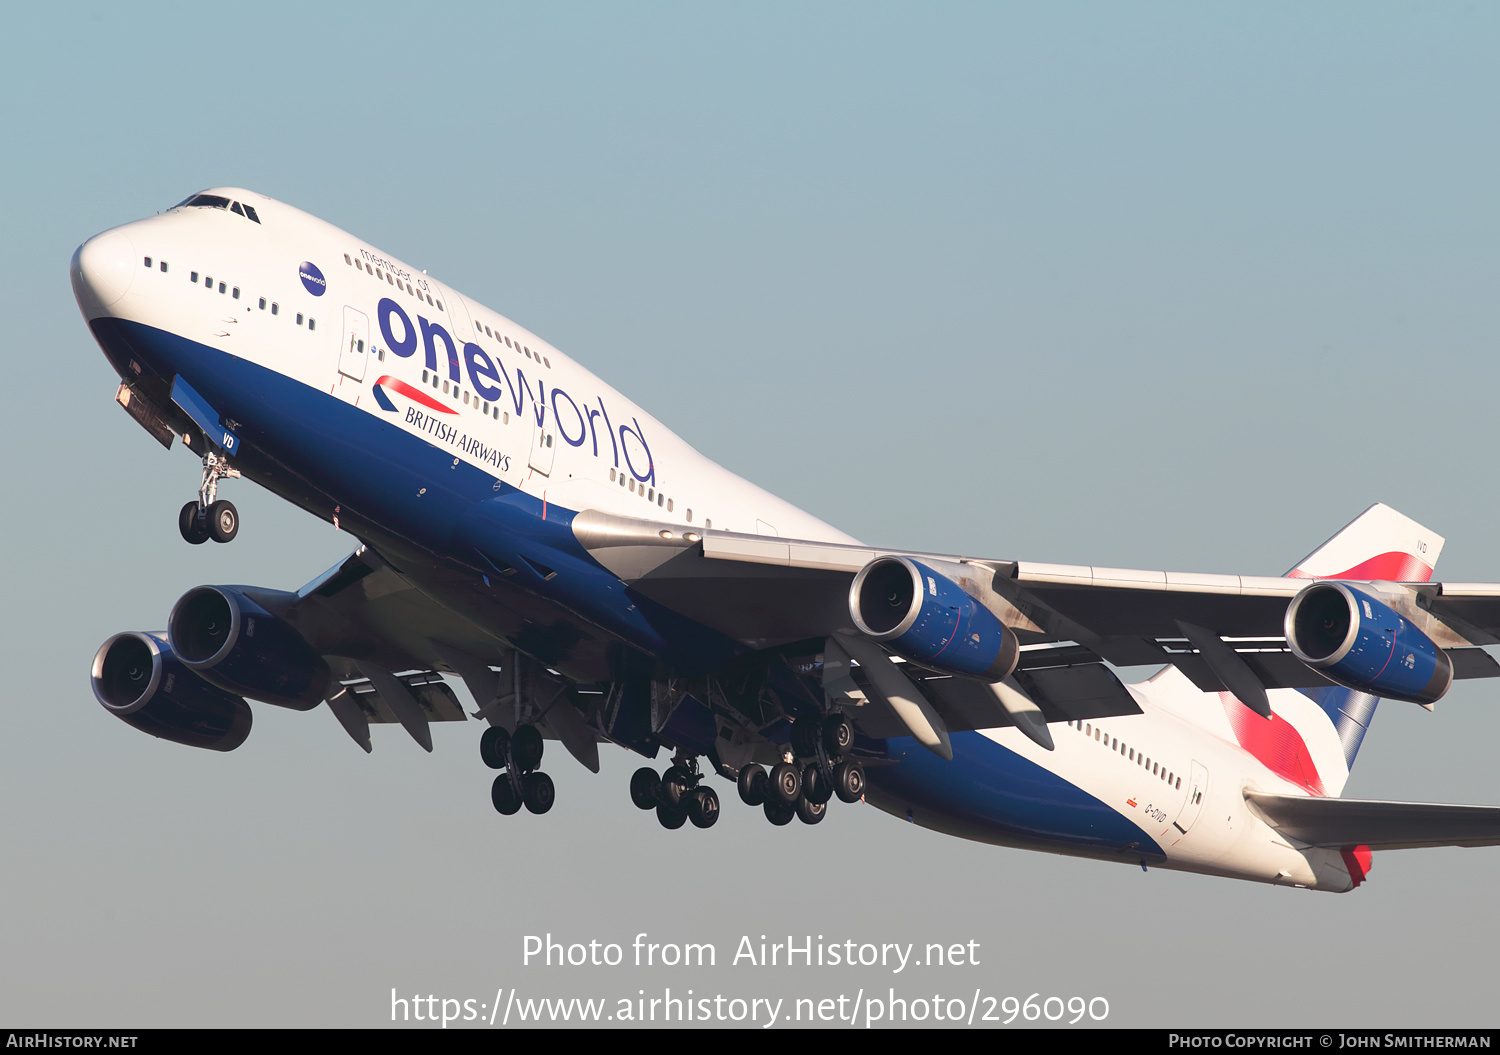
[178,450,241,545]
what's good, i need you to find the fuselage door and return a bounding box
[1172,760,1209,835]
[339,305,370,383]
[528,405,556,477]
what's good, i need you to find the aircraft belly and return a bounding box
[866,731,1167,861]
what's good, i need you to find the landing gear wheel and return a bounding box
[834,760,866,803]
[208,500,238,543]
[822,713,854,756]
[656,803,687,830]
[686,787,720,829]
[801,763,832,805]
[769,761,802,806]
[737,764,768,807]
[795,795,827,825]
[763,799,795,826]
[178,502,209,545]
[511,724,543,772]
[630,767,662,809]
[659,765,692,809]
[790,717,820,758]
[491,773,522,815]
[480,726,510,770]
[522,771,555,815]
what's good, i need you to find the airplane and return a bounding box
[73,187,1500,893]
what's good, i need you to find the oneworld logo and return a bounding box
[299,261,327,297]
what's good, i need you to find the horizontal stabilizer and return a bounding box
[1247,790,1500,850]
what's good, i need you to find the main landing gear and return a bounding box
[738,713,864,827]
[178,450,241,545]
[630,756,721,830]
[482,724,556,816]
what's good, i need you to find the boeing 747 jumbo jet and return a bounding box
[74,188,1500,892]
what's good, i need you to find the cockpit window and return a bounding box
[174,194,261,223]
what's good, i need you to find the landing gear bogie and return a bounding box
[483,724,553,818]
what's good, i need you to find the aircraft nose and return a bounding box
[70,227,138,316]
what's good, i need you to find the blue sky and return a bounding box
[3,3,1499,1026]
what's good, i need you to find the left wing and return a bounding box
[571,507,1500,713]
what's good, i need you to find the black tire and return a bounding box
[659,765,692,809]
[790,717,820,758]
[511,724,543,772]
[801,763,832,805]
[763,799,795,826]
[178,502,209,545]
[208,500,238,543]
[769,761,801,806]
[656,803,687,830]
[522,771,555,815]
[796,795,827,825]
[491,773,522,815]
[822,713,854,757]
[629,767,661,810]
[834,760,866,803]
[736,764,767,806]
[480,726,510,770]
[687,787,720,829]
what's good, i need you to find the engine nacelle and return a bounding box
[1285,581,1452,705]
[91,632,252,751]
[167,586,330,709]
[849,556,1019,681]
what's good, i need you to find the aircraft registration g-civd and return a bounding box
[73,188,1500,892]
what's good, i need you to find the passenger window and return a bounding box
[218,282,226,293]
[160,261,168,272]
[308,318,315,330]
[271,303,279,315]
[191,272,199,282]
[259,298,267,309]
[297,313,304,325]
[143,257,152,268]
[232,288,240,299]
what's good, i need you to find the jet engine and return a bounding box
[849,556,1019,681]
[167,586,330,709]
[91,631,252,751]
[1285,581,1452,705]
